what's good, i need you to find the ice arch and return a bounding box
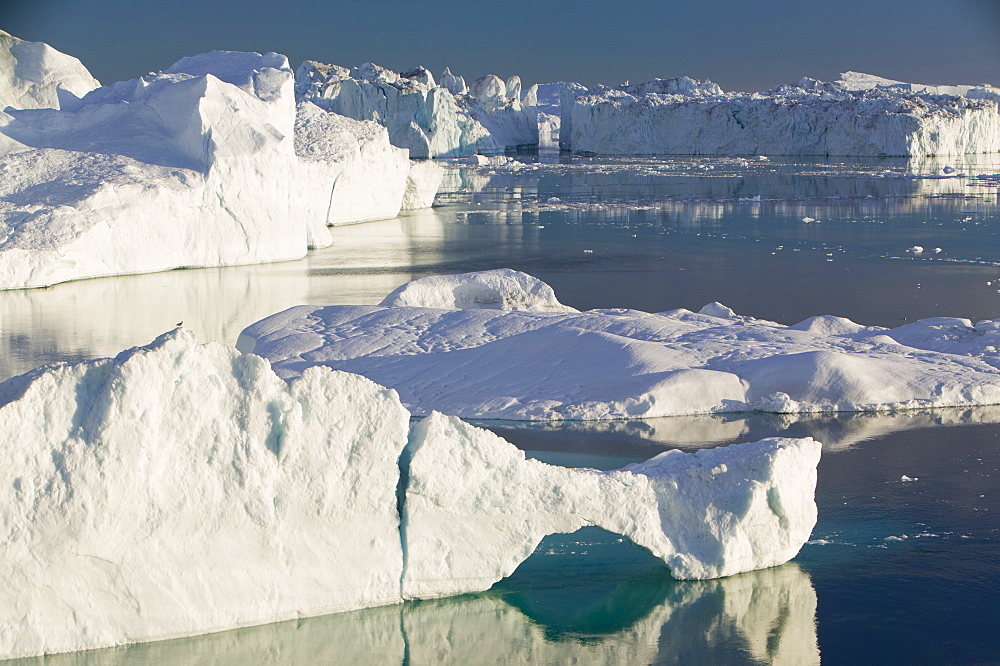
[401,412,820,596]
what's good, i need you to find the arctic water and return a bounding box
[3,153,999,664]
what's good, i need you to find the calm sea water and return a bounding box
[3,153,999,664]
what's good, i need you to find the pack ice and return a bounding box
[560,74,1000,156]
[296,61,539,157]
[239,269,1000,420]
[0,39,440,290]
[0,29,100,110]
[0,329,819,658]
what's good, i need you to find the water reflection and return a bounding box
[483,406,1000,462]
[439,152,1000,205]
[8,561,817,666]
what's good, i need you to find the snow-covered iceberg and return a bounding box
[295,60,538,157]
[239,269,1000,420]
[0,29,100,110]
[560,75,1000,156]
[0,328,819,658]
[0,42,440,290]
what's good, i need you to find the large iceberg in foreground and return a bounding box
[296,60,539,157]
[0,329,819,658]
[560,74,1000,156]
[0,44,439,290]
[238,269,1000,420]
[0,29,100,110]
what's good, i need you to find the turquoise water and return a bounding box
[3,153,999,663]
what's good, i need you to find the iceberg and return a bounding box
[238,269,1000,420]
[0,30,100,110]
[295,60,538,157]
[0,44,440,290]
[560,75,1000,156]
[0,329,819,658]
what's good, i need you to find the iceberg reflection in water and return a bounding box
[6,559,817,666]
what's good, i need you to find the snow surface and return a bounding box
[561,74,1000,156]
[0,329,820,658]
[295,60,538,158]
[378,268,577,311]
[0,46,439,289]
[239,270,1000,420]
[0,30,100,110]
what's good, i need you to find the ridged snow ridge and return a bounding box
[0,329,819,658]
[295,60,539,158]
[560,73,1000,156]
[240,270,1000,420]
[0,29,100,110]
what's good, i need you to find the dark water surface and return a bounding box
[3,154,999,664]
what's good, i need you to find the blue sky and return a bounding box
[3,0,999,91]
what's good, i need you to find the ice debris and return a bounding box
[240,269,1000,420]
[0,328,820,658]
[560,73,1000,156]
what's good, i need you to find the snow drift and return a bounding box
[239,269,1000,420]
[295,60,538,157]
[0,329,819,658]
[0,43,439,290]
[0,29,100,110]
[560,74,1000,156]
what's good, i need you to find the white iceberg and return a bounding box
[0,29,100,110]
[0,329,819,658]
[0,44,440,290]
[560,75,1000,156]
[238,269,1000,420]
[295,60,538,158]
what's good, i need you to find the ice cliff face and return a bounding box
[0,329,820,658]
[240,269,1000,420]
[561,74,1000,156]
[295,60,539,157]
[0,30,100,110]
[0,45,440,290]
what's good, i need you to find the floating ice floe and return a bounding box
[0,29,100,110]
[239,269,1000,420]
[560,73,1000,156]
[0,328,820,658]
[295,60,538,157]
[0,40,440,290]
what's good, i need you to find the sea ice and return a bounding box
[560,74,1000,156]
[239,269,1000,420]
[0,329,820,658]
[0,30,100,110]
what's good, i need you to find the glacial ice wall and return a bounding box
[0,329,820,658]
[240,269,1000,420]
[561,75,1000,156]
[295,60,538,157]
[0,29,100,110]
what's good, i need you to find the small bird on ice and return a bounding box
[176,321,183,327]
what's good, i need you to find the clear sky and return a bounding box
[3,0,999,91]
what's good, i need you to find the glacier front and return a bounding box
[0,329,820,658]
[560,74,1000,156]
[238,269,1000,420]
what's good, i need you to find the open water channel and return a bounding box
[3,153,999,664]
